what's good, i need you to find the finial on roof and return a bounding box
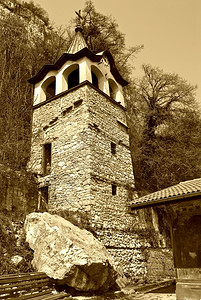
[67,10,87,54]
[75,25,83,32]
[75,10,83,32]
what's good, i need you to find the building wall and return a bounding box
[29,82,134,212]
[30,84,91,210]
[29,82,174,281]
[167,199,201,299]
[33,57,125,106]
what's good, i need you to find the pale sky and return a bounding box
[34,0,201,105]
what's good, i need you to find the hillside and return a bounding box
[0,0,69,170]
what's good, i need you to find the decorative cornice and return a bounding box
[28,49,128,87]
[33,80,127,111]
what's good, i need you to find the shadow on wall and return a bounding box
[49,208,98,237]
[0,167,38,217]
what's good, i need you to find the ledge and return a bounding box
[33,80,126,111]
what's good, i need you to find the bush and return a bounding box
[0,212,34,274]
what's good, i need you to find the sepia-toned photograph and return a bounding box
[0,0,200,299]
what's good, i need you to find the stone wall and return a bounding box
[29,84,91,210]
[29,82,175,281]
[95,208,175,281]
[29,82,135,211]
[0,165,38,216]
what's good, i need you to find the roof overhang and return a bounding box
[130,192,201,211]
[28,48,128,87]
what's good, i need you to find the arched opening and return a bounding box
[62,64,79,90]
[91,65,104,91]
[92,71,99,88]
[68,67,79,89]
[41,76,56,101]
[46,81,56,99]
[108,79,118,100]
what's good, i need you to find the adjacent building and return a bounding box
[130,178,201,299]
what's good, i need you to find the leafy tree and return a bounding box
[73,0,143,78]
[128,64,201,194]
[0,9,68,169]
[0,13,32,168]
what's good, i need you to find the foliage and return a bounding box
[0,9,68,170]
[0,0,50,25]
[0,13,32,169]
[0,212,33,274]
[22,0,50,25]
[73,0,143,78]
[128,64,201,194]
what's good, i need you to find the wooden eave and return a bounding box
[28,48,128,87]
[130,192,201,211]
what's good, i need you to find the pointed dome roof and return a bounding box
[67,26,88,54]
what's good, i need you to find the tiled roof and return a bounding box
[130,178,201,209]
[67,28,88,54]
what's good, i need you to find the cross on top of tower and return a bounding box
[75,10,83,29]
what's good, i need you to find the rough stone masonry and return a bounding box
[28,28,174,280]
[29,82,174,280]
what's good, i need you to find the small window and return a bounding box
[43,143,51,176]
[112,184,117,195]
[40,186,48,204]
[92,71,99,88]
[111,142,116,155]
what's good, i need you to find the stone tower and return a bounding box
[29,27,138,277]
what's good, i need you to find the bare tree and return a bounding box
[128,64,201,194]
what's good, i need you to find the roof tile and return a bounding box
[131,178,201,208]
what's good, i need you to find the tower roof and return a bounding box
[28,26,128,87]
[67,26,88,54]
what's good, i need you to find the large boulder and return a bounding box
[24,212,118,292]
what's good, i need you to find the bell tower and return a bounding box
[29,25,136,276]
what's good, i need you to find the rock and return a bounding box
[11,255,23,266]
[24,212,118,292]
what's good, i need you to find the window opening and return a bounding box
[74,99,83,108]
[111,142,116,154]
[112,184,117,195]
[109,79,118,100]
[40,186,48,204]
[68,68,79,89]
[109,84,115,99]
[46,80,55,100]
[43,143,51,176]
[92,71,99,88]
